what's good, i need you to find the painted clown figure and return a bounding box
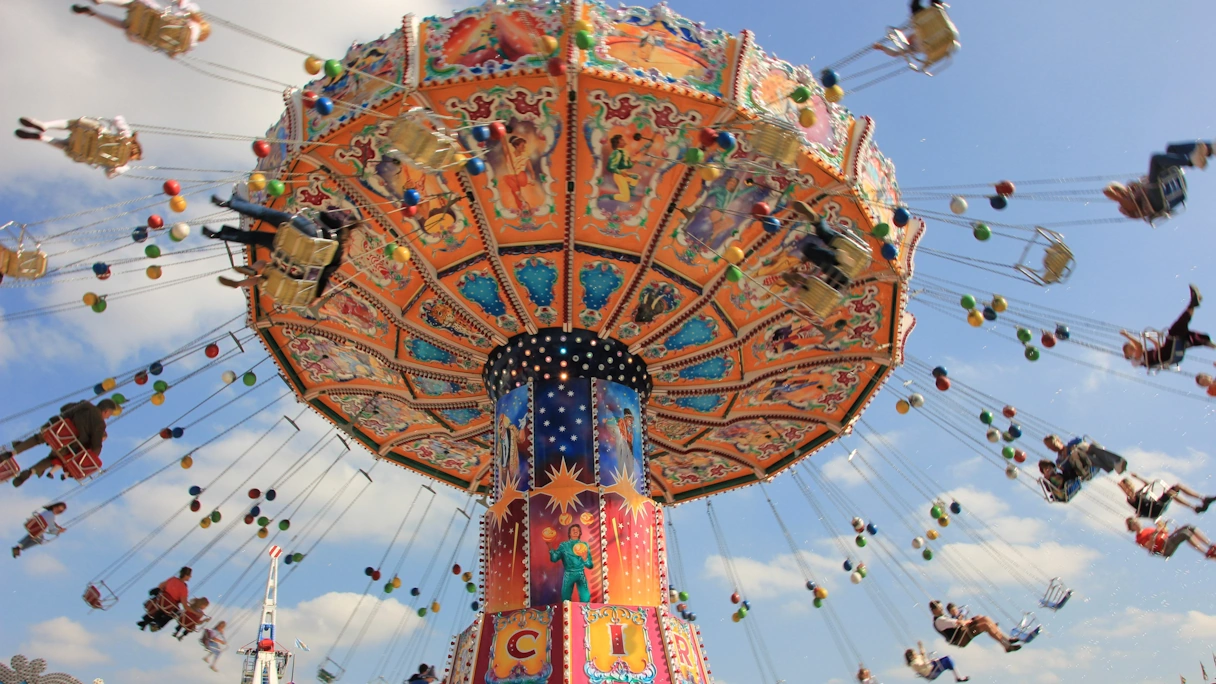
[549,524,594,602]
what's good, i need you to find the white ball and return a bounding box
[850,571,863,584]
[986,428,1001,443]
[950,196,968,215]
[169,222,191,242]
[912,536,925,549]
[908,393,924,408]
[222,370,237,384]
[1005,465,1019,480]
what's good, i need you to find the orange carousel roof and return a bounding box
[245,0,919,503]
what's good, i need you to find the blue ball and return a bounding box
[189,485,202,496]
[172,427,184,439]
[250,506,260,517]
[1008,423,1023,439]
[93,383,105,395]
[716,131,736,150]
[866,522,878,535]
[471,601,480,611]
[314,97,334,116]
[820,68,839,88]
[410,587,421,596]
[92,262,108,275]
[471,125,490,142]
[266,489,277,501]
[892,207,911,227]
[466,158,486,175]
[806,581,817,591]
[131,227,148,243]
[742,600,751,610]
[284,554,294,565]
[881,242,898,260]
[982,306,997,321]
[680,610,689,620]
[949,501,962,515]
[843,559,853,572]
[760,216,781,233]
[989,195,1008,210]
[932,366,948,378]
[687,612,697,622]
[403,188,421,206]
[149,362,164,376]
[1055,324,1071,340]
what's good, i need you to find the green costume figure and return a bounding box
[607,134,638,201]
[549,524,594,602]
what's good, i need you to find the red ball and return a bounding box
[372,570,382,581]
[1013,450,1027,463]
[403,205,419,218]
[994,180,1016,197]
[135,371,148,386]
[488,121,507,141]
[244,514,255,525]
[162,180,181,197]
[1206,383,1216,398]
[935,376,951,391]
[546,57,566,77]
[252,140,271,158]
[751,202,771,217]
[1002,405,1017,419]
[699,128,718,147]
[205,343,220,358]
[730,592,741,604]
[1040,332,1057,348]
[248,488,261,499]
[190,500,201,513]
[160,428,172,440]
[302,90,319,108]
[452,563,462,575]
[147,215,164,230]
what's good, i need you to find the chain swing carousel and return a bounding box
[218,0,919,681]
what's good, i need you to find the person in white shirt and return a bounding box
[930,601,1020,653]
[12,502,66,558]
[201,620,226,671]
[14,116,142,179]
[70,0,210,54]
[906,641,969,681]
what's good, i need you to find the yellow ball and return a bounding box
[102,377,116,391]
[824,85,844,103]
[257,527,269,539]
[991,295,1008,313]
[83,292,98,307]
[895,399,910,415]
[541,35,559,53]
[151,392,166,406]
[731,613,741,623]
[723,245,745,265]
[147,265,163,280]
[169,196,188,213]
[200,518,211,529]
[392,577,402,589]
[967,310,983,327]
[700,166,723,182]
[798,107,817,128]
[926,529,939,540]
[248,173,267,192]
[111,406,123,417]
[392,245,411,264]
[813,586,829,600]
[181,455,194,469]
[304,55,323,75]
[430,601,441,613]
[573,19,592,33]
[937,515,950,527]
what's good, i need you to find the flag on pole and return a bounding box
[294,638,310,652]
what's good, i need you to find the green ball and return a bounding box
[855,535,867,548]
[858,566,868,578]
[92,300,107,313]
[257,516,269,527]
[972,223,992,241]
[871,222,890,239]
[678,591,689,601]
[210,510,221,523]
[323,59,343,79]
[790,85,812,103]
[243,372,257,386]
[465,582,477,593]
[813,598,823,608]
[293,553,304,562]
[153,380,169,393]
[1016,327,1032,343]
[736,606,748,617]
[684,148,705,165]
[383,244,396,257]
[574,30,595,49]
[922,549,934,561]
[384,583,394,593]
[725,265,742,283]
[417,608,427,617]
[266,180,286,197]
[278,519,290,531]
[930,505,943,519]
[112,393,126,404]
[145,244,161,258]
[979,410,994,425]
[1002,446,1016,459]
[1002,431,1014,443]
[960,294,977,310]
[1025,346,1041,362]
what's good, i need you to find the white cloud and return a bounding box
[821,454,866,487]
[19,617,109,668]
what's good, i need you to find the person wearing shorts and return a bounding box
[1127,518,1216,559]
[1120,474,1216,518]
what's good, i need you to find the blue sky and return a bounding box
[2,1,1216,684]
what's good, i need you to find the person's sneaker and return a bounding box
[201,226,219,239]
[1205,544,1216,559]
[210,194,230,208]
[1004,643,1022,653]
[14,129,40,140]
[11,546,19,558]
[1191,284,1202,309]
[11,471,30,487]
[1196,496,1216,514]
[956,678,970,683]
[217,276,245,289]
[233,265,258,276]
[0,451,12,464]
[70,4,93,14]
[17,118,43,131]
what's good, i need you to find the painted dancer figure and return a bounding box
[548,524,594,602]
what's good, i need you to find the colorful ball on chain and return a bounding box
[221,370,237,384]
[145,244,161,258]
[922,548,934,561]
[243,371,257,386]
[967,310,984,327]
[842,559,853,572]
[250,506,260,517]
[257,516,269,528]
[285,555,294,566]
[159,428,171,441]
[244,514,255,525]
[932,366,948,379]
[403,188,421,206]
[926,529,939,541]
[132,226,148,243]
[949,196,968,215]
[190,499,202,513]
[172,427,184,439]
[960,294,977,310]
[730,592,741,604]
[798,107,816,128]
[364,567,375,577]
[725,265,742,283]
[937,514,950,528]
[979,410,994,425]
[410,587,421,597]
[210,510,221,523]
[850,572,863,584]
[871,222,890,239]
[991,295,1008,313]
[247,173,267,192]
[93,262,109,277]
[392,246,411,264]
[1197,373,1214,388]
[169,222,190,242]
[1013,449,1027,463]
[265,489,276,501]
[304,55,323,75]
[200,518,212,529]
[462,571,473,582]
[995,180,1016,197]
[930,505,943,519]
[146,265,162,280]
[683,148,705,165]
[935,376,951,391]
[678,591,689,601]
[205,343,220,358]
[315,97,335,116]
[1024,346,1041,361]
[1055,324,1071,340]
[982,306,997,321]
[1041,332,1057,348]
[266,180,286,197]
[574,30,595,49]
[148,214,164,230]
[989,195,1008,210]
[791,84,813,102]
[851,517,865,533]
[252,140,271,158]
[301,90,319,109]
[881,242,898,260]
[760,216,781,233]
[471,125,491,143]
[1002,446,1015,460]
[814,586,829,600]
[813,598,824,608]
[855,534,867,548]
[382,582,392,593]
[323,59,343,79]
[823,85,844,103]
[169,196,187,213]
[93,383,106,396]
[278,519,290,531]
[819,68,839,88]
[471,601,480,611]
[111,392,125,404]
[895,399,910,415]
[722,245,745,265]
[466,582,477,593]
[866,522,878,535]
[1008,423,1022,439]
[909,393,924,408]
[731,613,741,623]
[986,428,1000,443]
[466,158,486,175]
[1006,465,1019,480]
[972,223,991,241]
[949,502,962,515]
[189,485,203,496]
[700,166,723,182]
[153,380,169,393]
[892,207,911,227]
[716,131,736,150]
[257,527,269,539]
[911,536,925,549]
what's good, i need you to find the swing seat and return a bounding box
[1010,613,1041,644]
[0,457,20,483]
[386,109,466,173]
[793,273,846,318]
[41,418,102,481]
[1140,329,1185,371]
[260,266,321,308]
[177,609,210,634]
[749,121,802,167]
[1038,578,1072,612]
[143,593,181,630]
[125,2,195,56]
[65,119,135,169]
[832,234,873,280]
[0,244,48,280]
[1039,242,1074,285]
[23,514,48,539]
[83,582,118,611]
[909,5,960,70]
[1015,228,1075,286]
[1039,476,1083,503]
[317,668,339,683]
[261,223,341,307]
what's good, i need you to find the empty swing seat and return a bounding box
[125,2,195,55]
[749,122,801,167]
[83,582,118,611]
[1009,613,1042,644]
[1039,578,1072,611]
[0,245,48,280]
[386,112,464,172]
[1039,242,1074,285]
[910,5,960,68]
